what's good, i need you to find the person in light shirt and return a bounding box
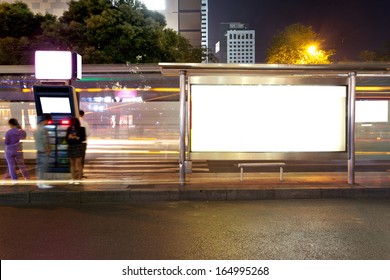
[34,113,53,189]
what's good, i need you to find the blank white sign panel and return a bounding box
[190,85,347,152]
[356,100,388,123]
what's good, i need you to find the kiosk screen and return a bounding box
[39,96,72,114]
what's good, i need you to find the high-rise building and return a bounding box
[176,0,202,47]
[201,0,208,52]
[150,0,207,49]
[216,22,255,63]
[165,0,208,54]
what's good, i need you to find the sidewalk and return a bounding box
[1,171,390,205]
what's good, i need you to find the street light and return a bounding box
[307,45,318,56]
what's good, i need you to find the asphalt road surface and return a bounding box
[0,199,389,260]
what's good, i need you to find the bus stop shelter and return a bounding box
[159,63,390,185]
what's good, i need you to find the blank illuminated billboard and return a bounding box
[35,51,72,80]
[35,51,82,80]
[190,85,347,152]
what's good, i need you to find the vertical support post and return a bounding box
[280,166,283,182]
[348,72,357,185]
[186,74,192,173]
[179,70,187,186]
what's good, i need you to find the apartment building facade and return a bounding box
[217,22,255,63]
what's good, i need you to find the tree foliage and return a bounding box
[359,42,390,62]
[0,1,38,37]
[0,0,204,64]
[266,23,335,64]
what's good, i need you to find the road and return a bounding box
[0,199,389,260]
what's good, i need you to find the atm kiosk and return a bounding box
[33,50,82,176]
[33,85,79,173]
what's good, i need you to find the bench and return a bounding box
[237,162,286,182]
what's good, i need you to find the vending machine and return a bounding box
[33,85,79,173]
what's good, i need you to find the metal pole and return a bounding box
[348,72,356,185]
[179,70,187,186]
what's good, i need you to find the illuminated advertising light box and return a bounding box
[35,51,82,80]
[356,100,388,123]
[190,84,347,153]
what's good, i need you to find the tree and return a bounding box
[378,43,390,61]
[266,23,335,64]
[359,42,390,62]
[359,50,378,62]
[0,0,204,64]
[0,37,30,64]
[0,2,56,64]
[0,1,37,38]
[57,0,204,63]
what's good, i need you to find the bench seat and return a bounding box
[237,162,286,182]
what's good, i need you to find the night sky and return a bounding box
[208,0,390,62]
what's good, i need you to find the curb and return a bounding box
[1,185,390,205]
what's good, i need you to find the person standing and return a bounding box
[4,118,30,182]
[66,117,86,184]
[79,110,90,178]
[34,113,53,189]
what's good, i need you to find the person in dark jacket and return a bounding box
[65,117,86,184]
